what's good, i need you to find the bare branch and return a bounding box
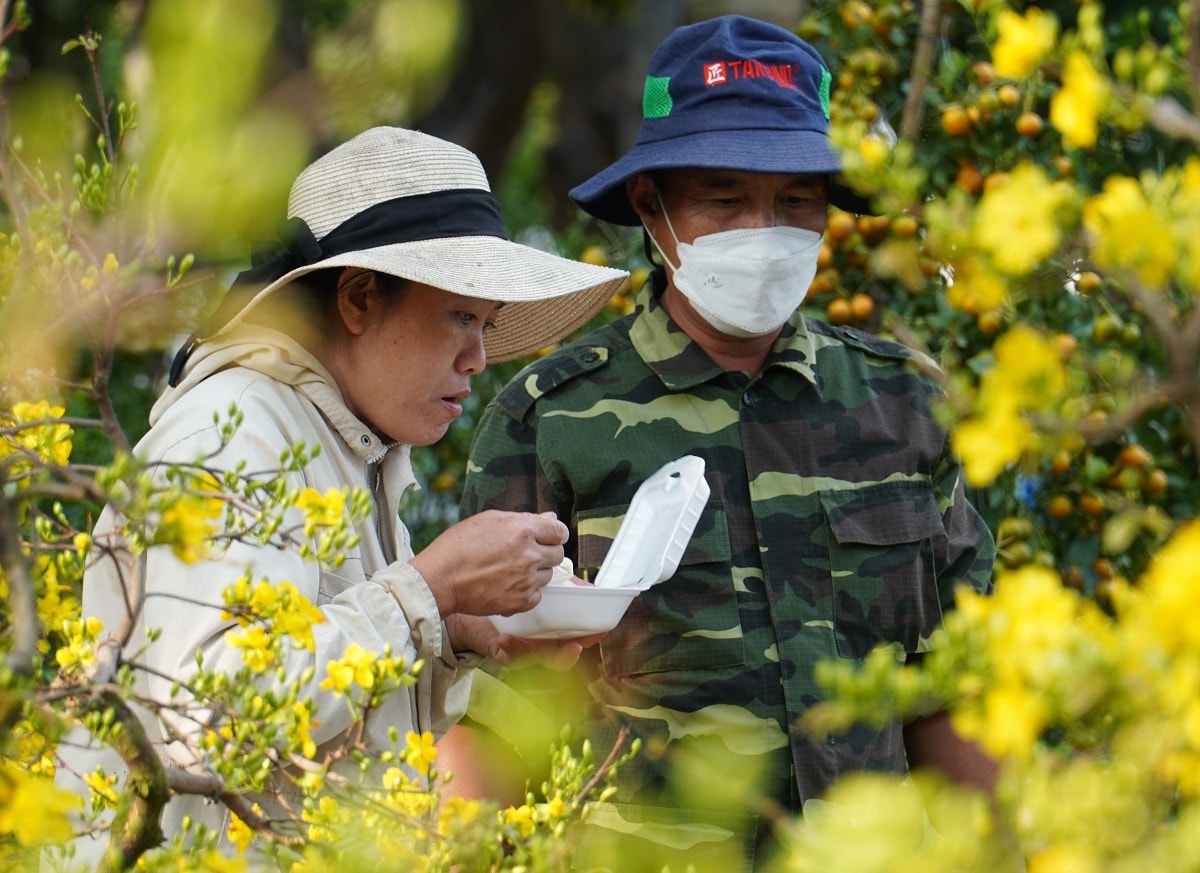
[0,1,17,42]
[900,0,944,141]
[1068,385,1174,442]
[78,31,116,165]
[0,496,37,661]
[72,688,171,873]
[0,489,40,728]
[1118,275,1200,469]
[1188,0,1200,113]
[1147,96,1200,146]
[576,725,631,804]
[164,768,305,846]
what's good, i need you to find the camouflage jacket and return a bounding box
[461,282,994,864]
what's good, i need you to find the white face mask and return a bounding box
[649,199,824,338]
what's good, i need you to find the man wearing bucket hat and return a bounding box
[54,126,626,862]
[459,15,998,871]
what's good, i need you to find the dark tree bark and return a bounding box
[415,0,686,229]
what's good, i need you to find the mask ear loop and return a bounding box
[643,191,682,273]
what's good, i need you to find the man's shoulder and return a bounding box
[491,318,636,421]
[805,317,920,362]
[805,317,941,380]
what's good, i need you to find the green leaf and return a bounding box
[1101,509,1143,556]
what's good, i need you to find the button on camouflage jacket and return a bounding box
[460,281,994,864]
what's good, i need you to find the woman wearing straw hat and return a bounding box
[55,127,626,862]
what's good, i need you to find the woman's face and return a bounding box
[333,280,501,446]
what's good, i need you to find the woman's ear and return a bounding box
[334,268,377,336]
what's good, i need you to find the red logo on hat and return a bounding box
[704,61,727,86]
[709,59,799,91]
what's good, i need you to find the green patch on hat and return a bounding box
[643,75,673,119]
[819,69,831,121]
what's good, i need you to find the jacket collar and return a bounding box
[628,283,819,390]
[153,325,394,465]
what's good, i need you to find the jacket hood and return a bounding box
[154,326,392,465]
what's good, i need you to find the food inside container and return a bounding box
[489,455,710,639]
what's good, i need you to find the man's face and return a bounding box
[630,168,829,261]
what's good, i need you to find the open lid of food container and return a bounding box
[593,455,710,590]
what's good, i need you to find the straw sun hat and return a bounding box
[170,127,627,383]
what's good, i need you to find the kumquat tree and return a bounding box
[770,0,1200,871]
[2,0,1200,871]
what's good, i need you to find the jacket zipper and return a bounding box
[369,460,384,546]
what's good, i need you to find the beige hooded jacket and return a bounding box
[52,325,474,864]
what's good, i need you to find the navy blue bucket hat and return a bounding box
[571,15,869,225]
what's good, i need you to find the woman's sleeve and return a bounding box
[123,423,471,759]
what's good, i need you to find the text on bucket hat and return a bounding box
[169,127,627,384]
[569,15,868,226]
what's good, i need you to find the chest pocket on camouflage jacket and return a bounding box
[820,480,947,660]
[575,504,739,678]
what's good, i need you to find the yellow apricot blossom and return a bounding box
[1159,748,1200,798]
[0,763,82,846]
[54,616,105,671]
[1026,844,1102,873]
[296,487,347,537]
[1083,174,1177,288]
[303,794,351,843]
[291,700,318,759]
[1125,520,1200,655]
[537,795,568,824]
[197,848,249,872]
[955,678,1050,762]
[383,766,414,792]
[951,408,1031,487]
[10,721,57,777]
[388,788,434,819]
[320,642,378,692]
[188,470,226,515]
[991,7,1058,79]
[985,324,1068,411]
[503,803,536,838]
[953,326,1067,484]
[973,163,1069,276]
[947,253,1009,315]
[267,583,325,650]
[981,566,1084,686]
[221,574,255,618]
[404,730,438,776]
[437,796,481,836]
[2,401,74,470]
[227,803,263,853]
[224,624,276,672]
[1050,51,1108,149]
[37,558,82,632]
[1174,156,1200,292]
[859,135,889,167]
[158,493,222,563]
[82,769,120,806]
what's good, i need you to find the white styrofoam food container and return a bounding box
[489,455,710,639]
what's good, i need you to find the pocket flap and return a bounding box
[822,482,945,547]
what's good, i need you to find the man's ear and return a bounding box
[335,268,377,336]
[626,174,661,226]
